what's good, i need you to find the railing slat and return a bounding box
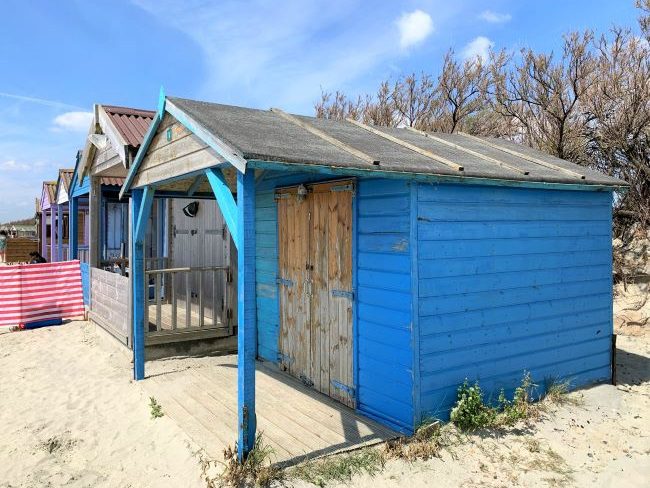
[155,273,162,332]
[212,269,217,327]
[199,270,204,328]
[185,272,191,328]
[171,272,177,330]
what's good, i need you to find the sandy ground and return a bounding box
[0,322,205,488]
[292,331,649,488]
[0,284,648,487]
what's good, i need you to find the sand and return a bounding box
[0,322,204,488]
[0,293,648,487]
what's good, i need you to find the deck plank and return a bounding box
[143,354,398,464]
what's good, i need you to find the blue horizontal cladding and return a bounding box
[71,174,91,197]
[356,178,414,432]
[255,187,279,362]
[416,182,613,421]
[80,262,91,305]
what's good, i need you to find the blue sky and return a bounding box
[0,0,641,221]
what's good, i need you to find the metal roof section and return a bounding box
[102,105,156,149]
[100,176,125,186]
[126,95,626,190]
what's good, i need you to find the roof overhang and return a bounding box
[120,88,247,199]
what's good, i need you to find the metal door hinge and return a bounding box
[331,289,354,300]
[330,183,355,194]
[331,380,355,396]
[276,277,294,287]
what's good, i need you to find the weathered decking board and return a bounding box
[143,354,397,465]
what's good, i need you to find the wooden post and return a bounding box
[131,187,155,380]
[236,169,256,460]
[89,177,101,267]
[50,204,57,262]
[41,210,48,258]
[58,203,65,261]
[69,197,78,260]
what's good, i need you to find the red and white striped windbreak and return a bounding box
[0,260,85,327]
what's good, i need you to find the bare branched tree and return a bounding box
[427,50,491,133]
[490,31,596,160]
[585,27,650,245]
[314,3,649,279]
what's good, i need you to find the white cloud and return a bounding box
[0,160,30,172]
[462,36,494,61]
[479,10,512,24]
[131,1,457,113]
[397,10,434,49]
[51,111,93,132]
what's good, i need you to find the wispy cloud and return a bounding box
[0,92,84,111]
[479,10,512,24]
[131,1,455,112]
[51,111,93,132]
[0,160,30,172]
[462,36,494,61]
[397,10,434,49]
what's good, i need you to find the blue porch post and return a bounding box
[131,187,155,380]
[237,169,257,460]
[69,197,78,260]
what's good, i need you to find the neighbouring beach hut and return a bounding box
[73,103,237,352]
[38,181,63,262]
[121,92,626,459]
[53,167,88,262]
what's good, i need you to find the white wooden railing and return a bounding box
[144,265,232,338]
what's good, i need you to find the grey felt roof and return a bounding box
[168,96,625,187]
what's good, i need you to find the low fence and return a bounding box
[88,267,130,346]
[0,260,85,327]
[144,265,233,344]
[5,237,38,263]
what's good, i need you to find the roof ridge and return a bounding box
[102,104,156,118]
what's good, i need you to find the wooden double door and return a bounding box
[277,180,355,407]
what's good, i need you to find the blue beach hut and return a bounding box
[121,92,626,459]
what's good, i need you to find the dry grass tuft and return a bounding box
[219,433,283,488]
[290,448,384,487]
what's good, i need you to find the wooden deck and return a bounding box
[147,302,223,331]
[143,354,398,465]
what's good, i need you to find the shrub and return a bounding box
[450,380,496,430]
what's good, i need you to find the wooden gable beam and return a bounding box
[458,132,586,179]
[134,186,155,243]
[405,127,529,175]
[205,167,239,246]
[271,108,378,165]
[346,118,464,172]
[187,174,204,196]
[166,99,247,173]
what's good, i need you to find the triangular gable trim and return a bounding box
[120,88,247,199]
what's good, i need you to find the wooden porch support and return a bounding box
[69,196,78,259]
[236,169,257,460]
[89,177,101,267]
[57,203,64,261]
[41,209,48,258]
[205,168,239,245]
[131,186,155,380]
[50,204,57,262]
